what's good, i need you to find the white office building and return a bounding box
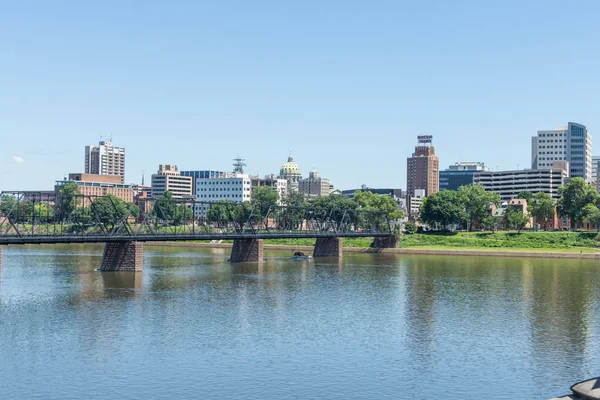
[85,140,126,183]
[407,189,426,220]
[531,122,592,182]
[194,174,252,218]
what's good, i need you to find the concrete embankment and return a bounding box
[143,242,600,260]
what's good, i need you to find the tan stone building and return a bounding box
[298,169,331,198]
[151,165,193,199]
[406,137,439,197]
[54,173,134,204]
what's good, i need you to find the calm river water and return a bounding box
[0,244,599,399]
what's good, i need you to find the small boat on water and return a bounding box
[292,251,312,260]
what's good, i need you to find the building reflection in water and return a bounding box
[526,258,595,386]
[403,257,437,375]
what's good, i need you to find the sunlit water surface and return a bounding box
[1,244,599,399]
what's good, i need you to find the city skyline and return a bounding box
[2,122,596,193]
[2,1,600,190]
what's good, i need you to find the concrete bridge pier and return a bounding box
[230,239,264,263]
[314,237,343,258]
[100,242,144,271]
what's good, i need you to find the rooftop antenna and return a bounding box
[233,156,246,174]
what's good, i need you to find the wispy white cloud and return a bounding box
[13,156,24,163]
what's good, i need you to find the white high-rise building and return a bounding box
[85,140,126,183]
[531,122,592,182]
[194,174,253,218]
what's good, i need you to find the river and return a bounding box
[0,244,598,399]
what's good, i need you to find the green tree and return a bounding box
[481,215,501,232]
[557,177,599,230]
[33,202,54,223]
[459,184,501,231]
[354,190,404,232]
[404,221,417,234]
[154,191,177,222]
[309,194,359,229]
[0,196,33,223]
[0,195,18,220]
[517,191,533,205]
[71,206,93,226]
[91,195,137,228]
[419,190,467,230]
[354,190,404,220]
[583,204,600,232]
[529,192,555,230]
[55,182,80,222]
[505,207,530,233]
[206,200,235,225]
[251,186,279,216]
[280,192,306,229]
[173,204,193,225]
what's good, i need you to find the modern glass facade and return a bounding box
[180,170,226,195]
[439,170,476,191]
[532,122,592,182]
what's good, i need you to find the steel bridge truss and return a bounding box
[0,192,393,244]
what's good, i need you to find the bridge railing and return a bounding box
[0,192,393,240]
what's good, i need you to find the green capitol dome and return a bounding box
[280,154,301,177]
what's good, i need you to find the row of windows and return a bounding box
[198,194,250,199]
[199,180,250,185]
[198,187,250,192]
[539,133,565,137]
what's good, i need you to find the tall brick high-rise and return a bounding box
[406,136,439,197]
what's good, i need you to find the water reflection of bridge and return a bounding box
[0,192,396,271]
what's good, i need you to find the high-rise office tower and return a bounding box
[406,135,439,197]
[531,122,592,182]
[85,139,126,183]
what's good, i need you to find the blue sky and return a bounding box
[2,0,600,191]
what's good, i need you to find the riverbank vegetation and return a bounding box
[419,178,600,232]
[399,231,600,250]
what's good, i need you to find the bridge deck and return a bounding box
[0,232,391,245]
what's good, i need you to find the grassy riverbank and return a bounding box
[399,231,600,251]
[184,231,600,252]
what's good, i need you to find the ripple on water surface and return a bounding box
[0,246,599,399]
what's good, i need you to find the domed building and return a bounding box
[279,153,302,192]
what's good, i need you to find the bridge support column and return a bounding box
[100,242,143,271]
[372,236,398,249]
[230,239,263,263]
[314,237,343,258]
